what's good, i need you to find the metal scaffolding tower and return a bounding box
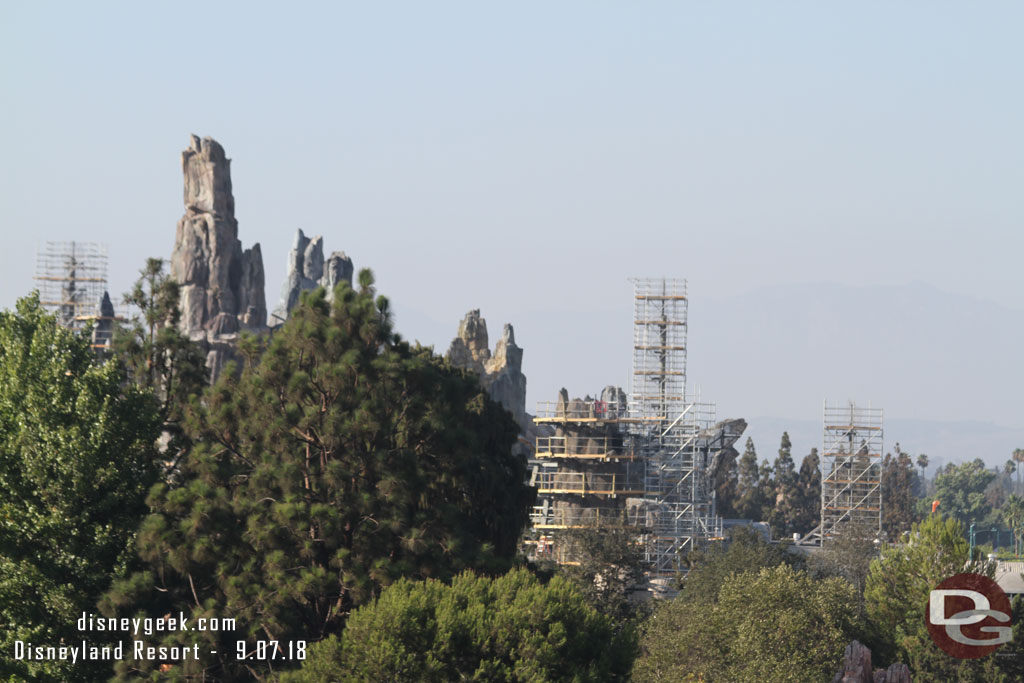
[524,278,726,588]
[628,278,720,578]
[34,241,116,348]
[821,400,883,540]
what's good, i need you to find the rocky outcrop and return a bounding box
[704,418,748,486]
[831,641,911,683]
[271,228,353,324]
[446,310,529,433]
[91,291,115,349]
[170,135,267,378]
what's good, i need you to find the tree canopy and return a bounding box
[103,274,535,681]
[635,564,861,682]
[0,295,162,683]
[863,514,1008,681]
[284,568,636,682]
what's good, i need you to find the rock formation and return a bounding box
[170,135,267,378]
[831,641,910,683]
[704,418,748,486]
[271,228,354,324]
[446,310,529,433]
[91,291,115,349]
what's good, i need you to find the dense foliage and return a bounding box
[0,295,162,682]
[284,568,635,682]
[103,274,534,681]
[680,526,799,602]
[863,514,1020,681]
[556,523,649,624]
[635,564,861,682]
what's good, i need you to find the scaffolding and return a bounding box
[820,400,883,540]
[526,278,726,591]
[628,278,721,579]
[531,395,642,530]
[34,241,117,349]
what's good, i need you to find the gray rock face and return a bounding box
[91,291,115,349]
[704,418,748,485]
[447,310,529,433]
[272,228,354,324]
[170,135,267,377]
[831,641,910,683]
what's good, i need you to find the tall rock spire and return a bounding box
[446,310,529,433]
[171,135,267,377]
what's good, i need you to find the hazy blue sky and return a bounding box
[2,3,1021,445]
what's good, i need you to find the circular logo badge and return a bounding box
[927,573,1013,659]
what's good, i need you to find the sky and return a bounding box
[2,3,1022,449]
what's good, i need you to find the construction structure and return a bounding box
[529,278,731,585]
[626,278,721,577]
[34,241,118,349]
[820,400,883,540]
[530,388,641,563]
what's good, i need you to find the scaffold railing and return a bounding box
[535,436,636,460]
[534,470,645,497]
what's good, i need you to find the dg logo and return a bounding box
[927,573,1013,659]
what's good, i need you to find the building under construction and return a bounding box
[529,278,744,587]
[820,400,883,540]
[34,241,118,349]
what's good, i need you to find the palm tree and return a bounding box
[917,453,929,495]
[1003,494,1024,558]
[1014,449,1024,496]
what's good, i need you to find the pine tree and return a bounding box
[881,445,921,540]
[757,459,777,525]
[735,438,770,522]
[103,273,535,681]
[769,432,799,537]
[113,257,207,471]
[791,448,821,535]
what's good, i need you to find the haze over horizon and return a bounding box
[3,3,1021,462]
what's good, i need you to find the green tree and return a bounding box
[103,275,535,681]
[916,453,929,494]
[114,257,207,470]
[0,295,162,683]
[1014,449,1024,496]
[864,514,999,680]
[791,447,821,536]
[809,523,879,613]
[931,459,998,530]
[635,564,861,683]
[880,446,920,540]
[559,524,648,624]
[1001,494,1024,557]
[680,526,799,603]
[734,437,769,522]
[282,568,636,682]
[768,432,800,537]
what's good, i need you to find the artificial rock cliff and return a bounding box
[832,641,911,683]
[171,135,267,378]
[446,310,529,434]
[271,228,353,324]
